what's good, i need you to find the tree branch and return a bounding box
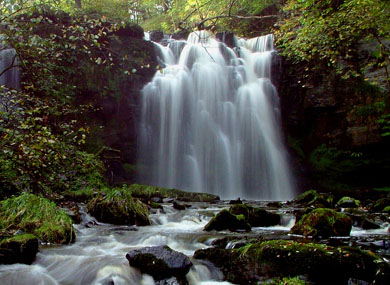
[196,14,278,30]
[0,54,18,77]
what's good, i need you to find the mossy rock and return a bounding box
[195,240,380,284]
[293,190,334,208]
[229,204,280,227]
[371,198,390,212]
[290,208,352,238]
[336,196,361,208]
[239,241,378,283]
[0,234,38,265]
[127,184,219,202]
[87,187,151,226]
[204,209,251,232]
[0,193,75,244]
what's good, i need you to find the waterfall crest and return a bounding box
[138,31,295,200]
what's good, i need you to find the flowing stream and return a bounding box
[0,202,296,285]
[138,31,295,201]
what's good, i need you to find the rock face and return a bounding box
[0,234,38,265]
[203,209,251,232]
[290,208,352,238]
[126,245,192,281]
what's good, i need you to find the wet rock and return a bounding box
[229,204,280,227]
[194,240,380,284]
[0,234,38,265]
[203,209,251,232]
[173,200,188,211]
[125,245,192,281]
[149,30,164,42]
[293,190,334,208]
[371,198,390,212]
[229,198,242,204]
[266,201,282,208]
[336,196,361,208]
[290,208,352,238]
[361,218,381,230]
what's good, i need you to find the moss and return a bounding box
[87,186,151,226]
[294,190,334,208]
[0,193,75,244]
[203,209,251,232]
[126,184,220,202]
[336,196,361,208]
[64,187,96,202]
[290,208,352,238]
[294,190,318,204]
[383,206,390,213]
[372,198,390,212]
[0,234,38,265]
[265,276,307,285]
[238,240,378,283]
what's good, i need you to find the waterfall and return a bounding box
[0,48,20,90]
[138,31,295,200]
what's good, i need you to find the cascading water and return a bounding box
[0,48,20,89]
[138,31,295,201]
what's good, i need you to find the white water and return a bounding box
[138,31,295,201]
[0,48,20,89]
[0,203,298,284]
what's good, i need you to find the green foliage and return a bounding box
[276,0,390,92]
[0,193,74,244]
[265,276,307,285]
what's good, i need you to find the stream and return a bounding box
[1,201,389,284]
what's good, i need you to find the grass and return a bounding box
[0,193,75,244]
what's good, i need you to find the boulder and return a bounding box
[229,204,280,227]
[290,208,352,238]
[293,190,334,208]
[0,234,38,265]
[203,209,251,232]
[87,188,150,226]
[336,196,361,208]
[126,245,192,281]
[371,198,390,212]
[194,240,380,284]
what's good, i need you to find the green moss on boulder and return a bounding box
[290,208,352,238]
[293,190,334,208]
[229,204,280,227]
[372,198,390,212]
[0,193,75,244]
[0,234,38,265]
[194,240,380,284]
[204,209,251,232]
[87,187,150,226]
[336,196,361,208]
